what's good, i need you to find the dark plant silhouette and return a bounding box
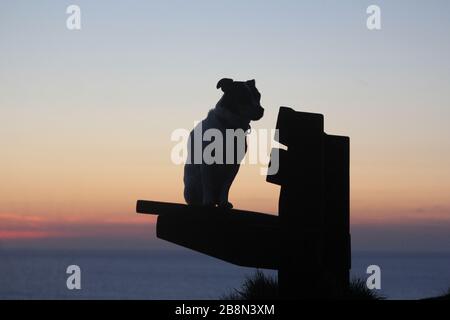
[222,271,385,300]
[346,278,385,300]
[222,270,278,300]
[422,288,450,300]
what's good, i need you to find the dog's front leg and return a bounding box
[218,187,233,209]
[217,164,239,209]
[200,164,218,207]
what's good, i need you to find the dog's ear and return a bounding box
[216,78,234,92]
[246,79,256,87]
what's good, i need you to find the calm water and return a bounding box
[0,249,449,300]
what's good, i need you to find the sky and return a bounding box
[1,0,450,252]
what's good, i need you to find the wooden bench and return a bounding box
[137,106,351,299]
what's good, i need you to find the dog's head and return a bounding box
[216,78,264,121]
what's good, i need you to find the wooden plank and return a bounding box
[323,134,351,294]
[274,106,324,147]
[275,108,326,299]
[157,212,280,269]
[136,200,280,269]
[137,200,276,222]
[266,148,288,186]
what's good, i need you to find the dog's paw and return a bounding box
[218,202,233,210]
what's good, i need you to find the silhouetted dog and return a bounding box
[184,78,264,208]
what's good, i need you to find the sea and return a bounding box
[0,249,449,300]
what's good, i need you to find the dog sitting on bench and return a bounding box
[184,78,264,208]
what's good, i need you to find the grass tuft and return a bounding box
[222,271,385,300]
[222,270,278,300]
[345,278,385,300]
[422,288,450,300]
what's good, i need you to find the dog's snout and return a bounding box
[254,107,264,120]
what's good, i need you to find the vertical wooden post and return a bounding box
[269,107,325,298]
[267,107,350,299]
[323,135,351,295]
